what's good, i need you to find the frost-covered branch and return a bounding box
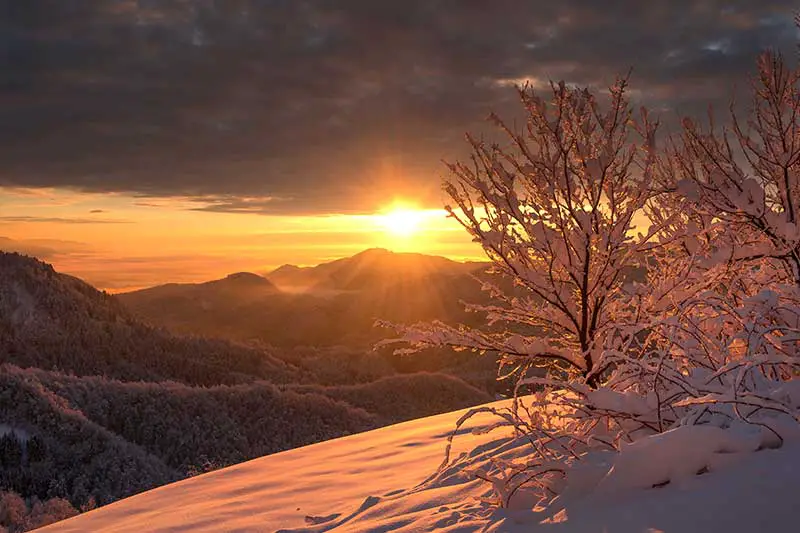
[385,78,668,388]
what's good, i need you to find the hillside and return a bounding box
[39,397,800,533]
[282,372,492,425]
[0,365,177,508]
[0,252,298,386]
[0,363,491,527]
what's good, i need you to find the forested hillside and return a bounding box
[0,253,299,386]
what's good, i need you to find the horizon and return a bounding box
[0,192,485,291]
[0,238,486,294]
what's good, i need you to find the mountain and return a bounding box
[118,249,492,348]
[146,271,277,295]
[266,248,485,293]
[0,252,298,386]
[119,271,279,311]
[39,396,800,533]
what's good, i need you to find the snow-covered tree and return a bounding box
[674,50,800,285]
[623,47,800,445]
[559,47,800,449]
[382,43,800,513]
[385,78,666,389]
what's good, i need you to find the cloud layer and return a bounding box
[1,1,797,213]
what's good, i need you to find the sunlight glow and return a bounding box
[368,202,460,252]
[0,187,482,291]
[379,206,427,237]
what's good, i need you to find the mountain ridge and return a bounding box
[263,248,487,293]
[117,249,493,348]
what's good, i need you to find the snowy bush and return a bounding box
[382,42,800,514]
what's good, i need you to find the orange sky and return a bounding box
[0,187,483,292]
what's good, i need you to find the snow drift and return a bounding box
[40,397,800,533]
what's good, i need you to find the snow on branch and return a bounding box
[378,40,800,516]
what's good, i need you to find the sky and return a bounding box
[1,1,798,291]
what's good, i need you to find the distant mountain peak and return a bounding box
[357,247,392,256]
[270,263,303,275]
[223,272,272,285]
[263,248,487,294]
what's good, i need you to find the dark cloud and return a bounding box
[0,1,796,213]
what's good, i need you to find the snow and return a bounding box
[40,398,800,533]
[595,424,760,492]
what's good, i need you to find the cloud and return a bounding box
[185,194,392,216]
[89,209,106,213]
[0,1,796,214]
[0,216,130,224]
[186,195,287,215]
[0,236,93,260]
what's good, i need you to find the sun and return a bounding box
[372,202,452,251]
[382,208,424,237]
[376,203,429,239]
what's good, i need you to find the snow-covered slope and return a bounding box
[41,398,800,533]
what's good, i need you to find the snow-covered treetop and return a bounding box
[386,78,671,386]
